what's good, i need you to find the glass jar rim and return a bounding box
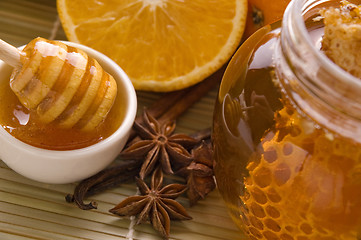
[278,0,361,142]
[284,0,361,88]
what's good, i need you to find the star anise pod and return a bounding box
[120,111,198,179]
[109,167,192,239]
[178,141,216,206]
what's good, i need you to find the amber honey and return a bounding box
[0,71,126,150]
[212,0,361,239]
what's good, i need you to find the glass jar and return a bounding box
[212,0,361,239]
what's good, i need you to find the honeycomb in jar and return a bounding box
[240,105,361,240]
[320,0,361,79]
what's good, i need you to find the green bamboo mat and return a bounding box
[0,0,245,239]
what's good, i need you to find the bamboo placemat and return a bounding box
[0,1,245,239]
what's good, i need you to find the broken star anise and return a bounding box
[120,111,198,179]
[178,141,216,206]
[109,167,192,239]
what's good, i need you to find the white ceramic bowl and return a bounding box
[0,41,137,184]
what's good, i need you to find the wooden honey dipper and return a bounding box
[0,37,117,131]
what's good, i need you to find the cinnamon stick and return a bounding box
[128,65,225,140]
[128,89,188,139]
[146,89,188,119]
[157,66,225,125]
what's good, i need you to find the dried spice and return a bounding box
[109,167,192,239]
[65,160,141,210]
[120,111,198,179]
[66,68,223,238]
[178,141,216,205]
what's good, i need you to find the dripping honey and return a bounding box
[0,69,126,151]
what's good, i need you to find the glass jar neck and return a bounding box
[276,0,361,143]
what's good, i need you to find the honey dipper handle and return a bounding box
[0,39,22,68]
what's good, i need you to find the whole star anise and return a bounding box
[120,111,198,179]
[109,167,192,239]
[178,141,216,206]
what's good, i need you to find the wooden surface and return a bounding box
[0,0,245,239]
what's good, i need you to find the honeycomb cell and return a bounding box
[253,167,273,188]
[250,235,259,240]
[264,147,278,163]
[280,233,294,240]
[266,188,282,203]
[250,215,264,230]
[285,107,294,116]
[263,230,279,240]
[264,218,281,232]
[300,223,313,235]
[249,226,263,239]
[285,225,294,233]
[250,202,266,218]
[251,187,268,204]
[283,142,293,156]
[296,236,309,240]
[274,162,291,186]
[265,205,281,219]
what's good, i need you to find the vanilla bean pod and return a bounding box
[65,160,141,210]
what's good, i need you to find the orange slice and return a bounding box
[57,0,247,92]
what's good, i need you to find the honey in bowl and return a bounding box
[0,77,126,150]
[212,0,361,239]
[0,38,126,150]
